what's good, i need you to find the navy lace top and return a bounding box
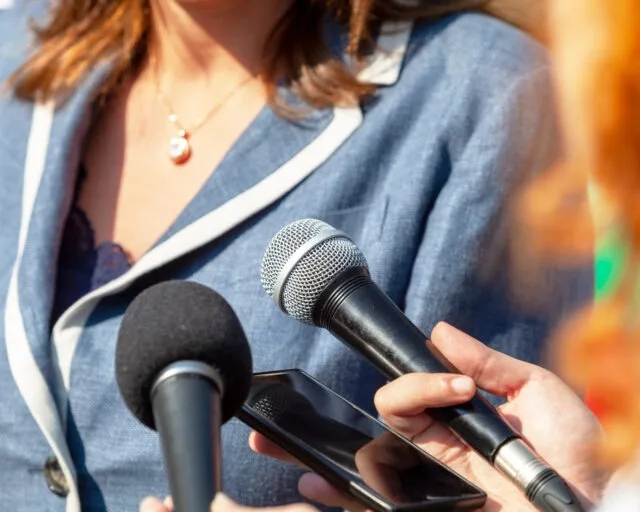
[51,167,132,325]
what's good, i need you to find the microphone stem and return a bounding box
[152,363,223,512]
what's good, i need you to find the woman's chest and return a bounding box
[78,77,267,262]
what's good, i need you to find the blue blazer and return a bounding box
[0,4,591,511]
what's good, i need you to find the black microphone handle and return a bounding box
[152,373,222,512]
[314,267,519,462]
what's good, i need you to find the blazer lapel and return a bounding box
[18,67,111,381]
[4,95,82,512]
[3,64,113,512]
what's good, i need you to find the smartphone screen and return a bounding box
[240,370,485,511]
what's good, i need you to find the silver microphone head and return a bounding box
[260,219,368,325]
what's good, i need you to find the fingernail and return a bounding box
[211,493,236,512]
[140,497,160,512]
[451,376,474,394]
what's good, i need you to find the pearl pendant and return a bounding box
[169,130,191,165]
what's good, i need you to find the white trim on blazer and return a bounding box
[4,98,81,512]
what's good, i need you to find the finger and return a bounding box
[298,473,367,512]
[248,431,305,467]
[374,373,474,438]
[430,322,544,398]
[163,497,174,510]
[375,384,471,468]
[211,493,318,512]
[375,373,475,417]
[140,497,171,512]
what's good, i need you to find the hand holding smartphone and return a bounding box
[238,370,486,512]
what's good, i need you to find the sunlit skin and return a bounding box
[80,0,291,262]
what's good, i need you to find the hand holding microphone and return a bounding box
[260,219,593,512]
[249,323,608,512]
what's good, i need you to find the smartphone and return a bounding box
[237,369,486,512]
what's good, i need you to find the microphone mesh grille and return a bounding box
[261,219,332,297]
[261,219,368,325]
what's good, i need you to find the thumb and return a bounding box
[430,322,544,398]
[211,493,319,512]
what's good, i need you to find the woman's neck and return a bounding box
[148,0,293,88]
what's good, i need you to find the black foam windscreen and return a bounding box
[115,280,253,429]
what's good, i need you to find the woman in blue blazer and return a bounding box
[0,0,590,510]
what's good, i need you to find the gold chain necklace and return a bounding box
[151,56,255,165]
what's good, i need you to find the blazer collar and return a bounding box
[357,20,413,86]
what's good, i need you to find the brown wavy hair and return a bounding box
[9,0,486,109]
[517,0,640,466]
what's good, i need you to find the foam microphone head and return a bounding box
[260,219,368,324]
[115,280,253,429]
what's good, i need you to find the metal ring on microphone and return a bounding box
[151,361,224,398]
[494,438,550,490]
[273,228,351,312]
